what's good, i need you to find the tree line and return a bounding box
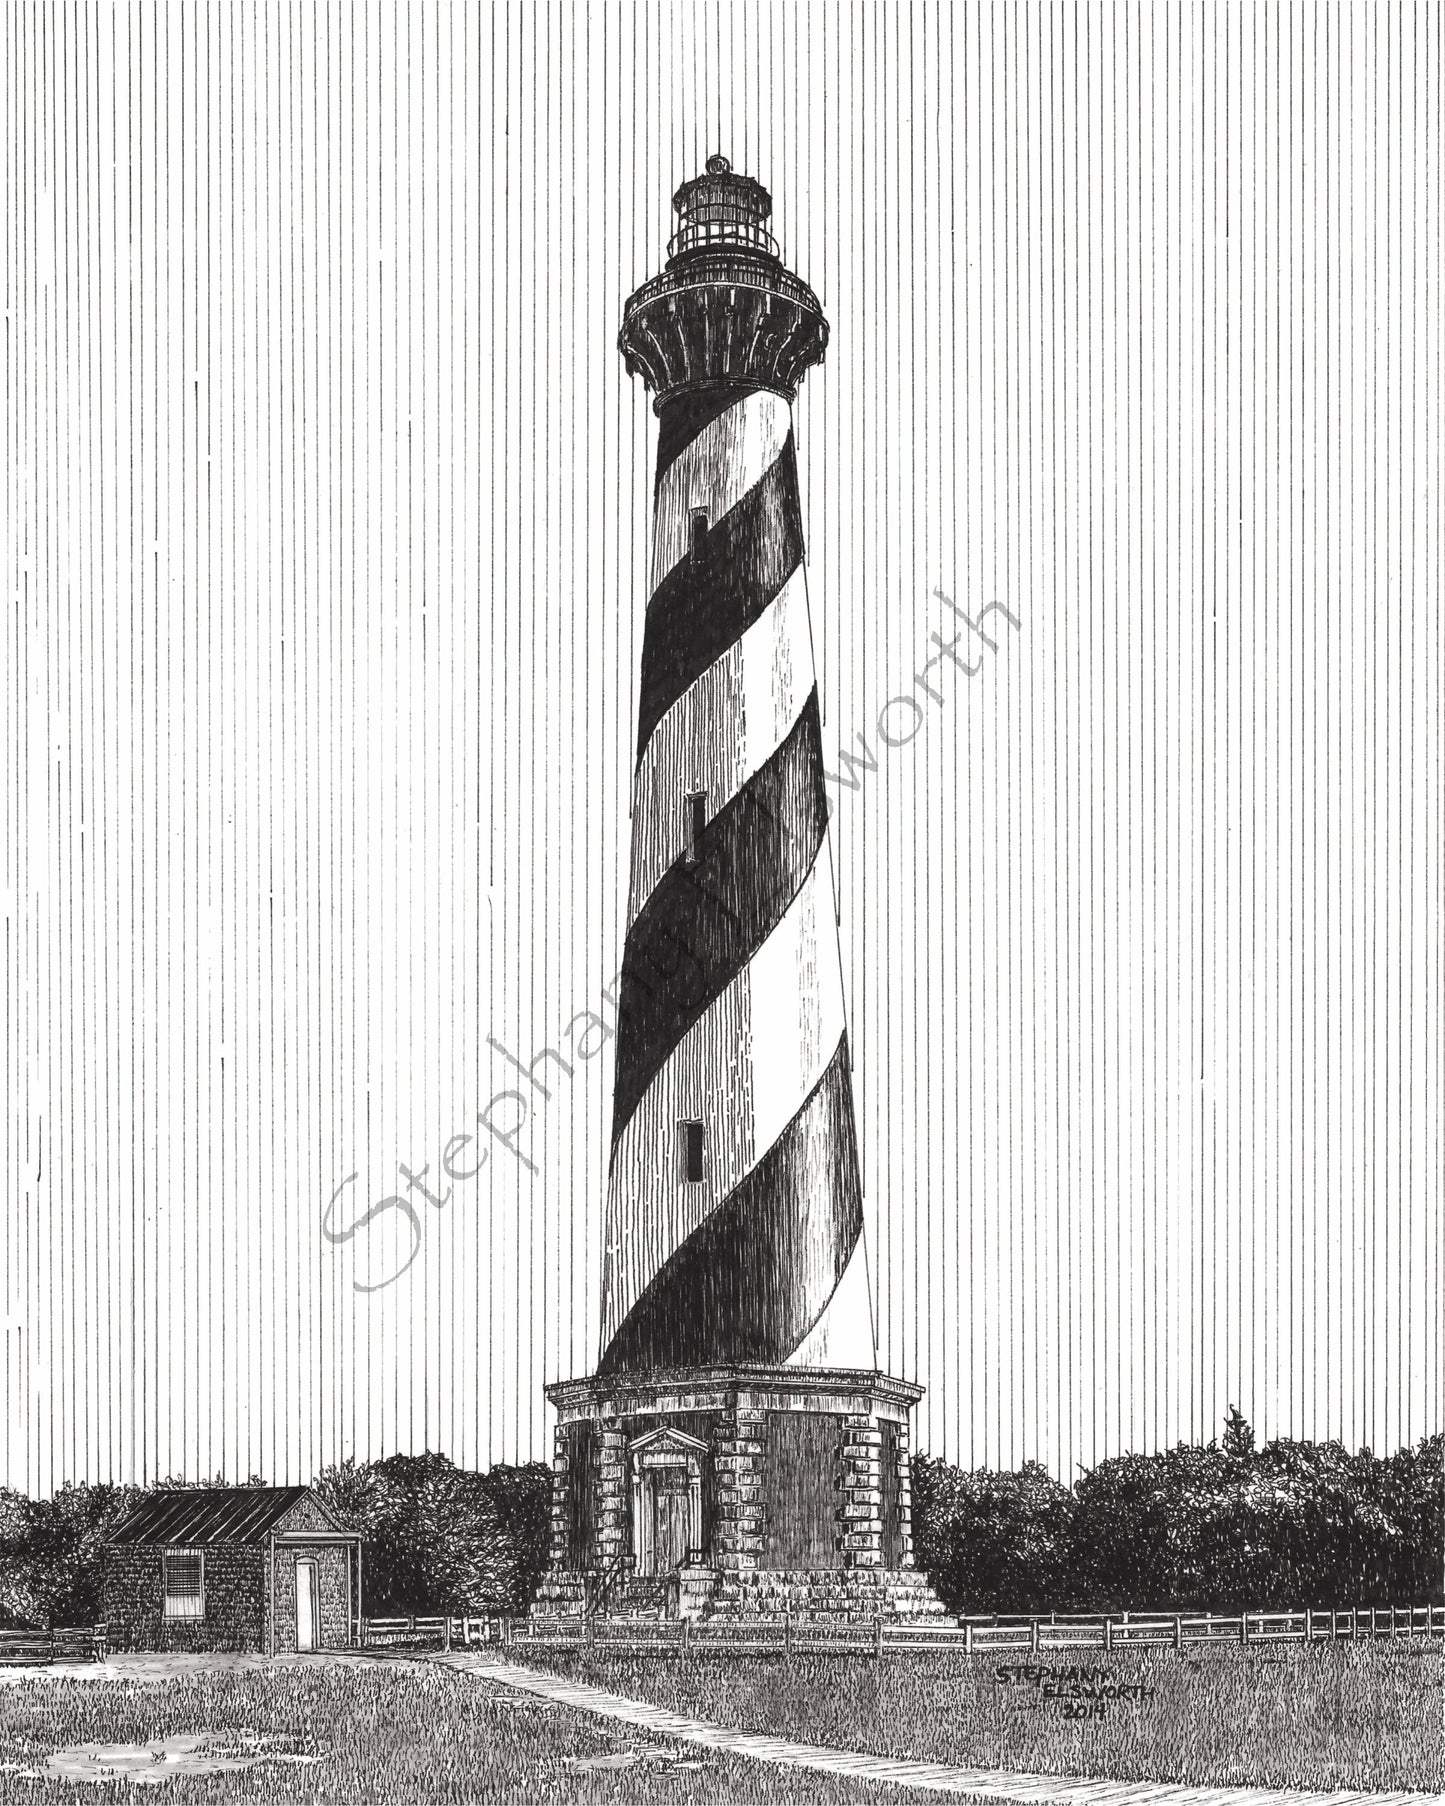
[913,1412,1443,1615]
[0,1453,551,1629]
[0,1415,1437,1628]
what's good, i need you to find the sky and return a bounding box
[2,1,1441,1495]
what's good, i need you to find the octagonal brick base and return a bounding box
[532,1364,951,1625]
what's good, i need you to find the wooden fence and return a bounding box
[468,1602,1445,1661]
[1,1608,1432,1666]
[0,1624,108,1665]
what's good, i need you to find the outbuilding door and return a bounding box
[295,1559,318,1650]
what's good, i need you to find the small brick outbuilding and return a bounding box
[104,1487,362,1654]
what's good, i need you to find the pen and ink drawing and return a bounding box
[2,6,1440,1804]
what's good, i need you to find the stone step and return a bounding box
[704,1568,952,1625]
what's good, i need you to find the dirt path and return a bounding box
[440,1653,1445,1806]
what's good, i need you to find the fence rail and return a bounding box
[476,1601,1444,1661]
[0,1607,1430,1668]
[0,1624,108,1665]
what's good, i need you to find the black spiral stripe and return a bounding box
[633,431,804,762]
[599,1035,863,1374]
[601,374,866,1374]
[653,380,769,491]
[609,687,828,1150]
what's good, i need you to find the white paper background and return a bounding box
[3,2,1440,1492]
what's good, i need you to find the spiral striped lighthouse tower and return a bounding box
[539,158,947,1625]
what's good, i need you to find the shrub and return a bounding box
[0,1481,142,1627]
[914,1419,1444,1614]
[912,1456,1073,1614]
[312,1451,548,1616]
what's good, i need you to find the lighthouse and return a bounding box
[537,157,947,1625]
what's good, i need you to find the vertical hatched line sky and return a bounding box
[2,2,1440,1494]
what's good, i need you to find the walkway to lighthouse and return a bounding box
[436,1653,1443,1806]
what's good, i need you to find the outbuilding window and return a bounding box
[163,1549,205,1620]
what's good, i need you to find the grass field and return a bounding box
[0,1655,961,1804]
[543,1640,1444,1795]
[0,1642,1437,1801]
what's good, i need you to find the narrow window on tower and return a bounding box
[685,790,707,864]
[691,508,708,565]
[680,1120,705,1184]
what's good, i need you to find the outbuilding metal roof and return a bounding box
[107,1486,341,1546]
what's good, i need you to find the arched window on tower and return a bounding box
[691,508,708,565]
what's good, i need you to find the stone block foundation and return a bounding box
[532,1364,950,1625]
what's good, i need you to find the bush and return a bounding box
[312,1451,551,1616]
[0,1481,142,1627]
[475,1461,553,1611]
[912,1457,1073,1614]
[914,1418,1444,1615]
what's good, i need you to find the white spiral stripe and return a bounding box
[784,1232,878,1370]
[627,566,813,926]
[649,389,793,594]
[600,850,845,1350]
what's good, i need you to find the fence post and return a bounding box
[1173,1615,1182,1653]
[681,1616,690,1660]
[784,1610,792,1663]
[875,1615,884,1662]
[1030,1618,1040,1653]
[1241,1613,1250,1647]
[965,1620,974,1656]
[1104,1616,1112,1653]
[444,1616,452,1653]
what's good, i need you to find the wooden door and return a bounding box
[637,1465,692,1574]
[657,1471,692,1571]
